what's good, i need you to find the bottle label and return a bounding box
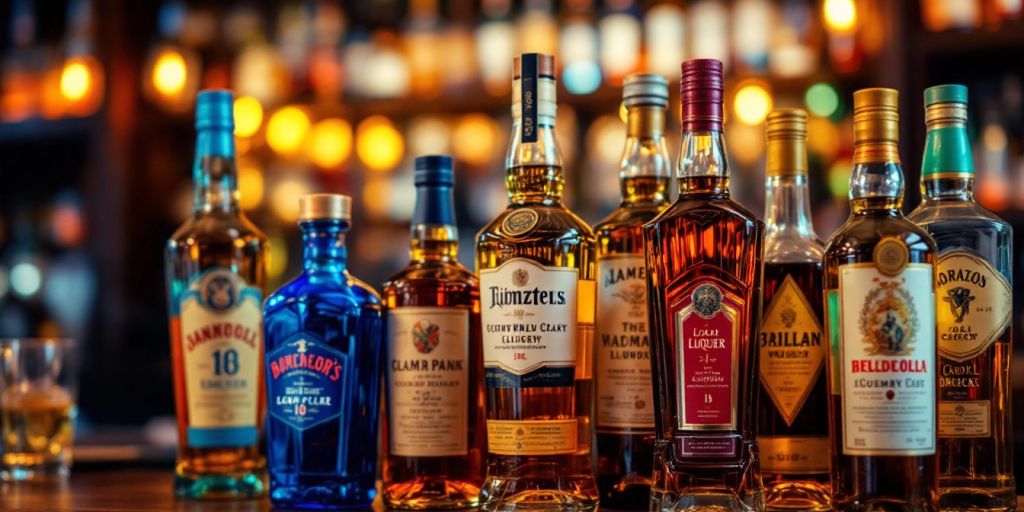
[595,255,654,431]
[838,263,936,456]
[486,419,577,455]
[480,258,579,388]
[759,275,825,426]
[674,282,741,431]
[176,268,262,448]
[758,436,830,474]
[386,307,469,457]
[265,335,348,433]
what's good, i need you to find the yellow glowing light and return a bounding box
[356,116,404,172]
[59,60,91,102]
[152,49,188,98]
[267,235,288,281]
[807,117,841,160]
[237,164,264,210]
[727,122,765,166]
[307,118,353,170]
[362,178,393,219]
[824,0,857,33]
[452,114,498,166]
[233,96,264,138]
[270,179,312,222]
[733,83,773,125]
[266,106,311,157]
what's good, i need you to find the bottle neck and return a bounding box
[921,115,975,203]
[764,175,817,240]
[193,128,239,214]
[410,184,459,262]
[677,130,730,196]
[621,106,671,206]
[506,121,563,204]
[301,220,348,273]
[849,161,905,215]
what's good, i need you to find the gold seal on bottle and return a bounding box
[765,108,808,177]
[852,87,900,165]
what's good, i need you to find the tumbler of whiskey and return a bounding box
[0,338,78,482]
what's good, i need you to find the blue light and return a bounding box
[563,61,602,95]
[10,262,41,298]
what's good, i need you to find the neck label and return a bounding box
[521,54,538,143]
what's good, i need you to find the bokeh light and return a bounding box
[728,122,765,165]
[11,261,42,298]
[409,116,452,156]
[59,60,91,102]
[357,116,404,172]
[363,177,393,219]
[270,178,312,222]
[266,106,311,157]
[237,163,264,210]
[807,117,841,160]
[824,0,858,33]
[805,82,841,118]
[267,234,288,281]
[564,62,602,95]
[733,82,773,125]
[828,159,852,198]
[307,118,353,170]
[152,48,188,98]
[233,96,264,138]
[452,114,499,166]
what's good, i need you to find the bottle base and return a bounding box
[480,474,599,512]
[383,477,482,510]
[173,468,266,500]
[650,488,765,512]
[938,483,1016,512]
[270,475,377,510]
[764,480,830,511]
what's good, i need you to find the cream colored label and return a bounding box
[178,269,262,436]
[758,436,830,474]
[759,275,826,426]
[480,259,579,388]
[839,263,935,456]
[387,307,469,457]
[938,400,991,437]
[935,252,1011,362]
[595,255,654,430]
[486,419,577,455]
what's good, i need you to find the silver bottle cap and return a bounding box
[623,73,669,108]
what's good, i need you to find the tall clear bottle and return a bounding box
[644,58,765,512]
[475,53,599,512]
[382,155,485,509]
[824,88,938,511]
[592,73,672,510]
[757,109,830,511]
[907,85,1015,510]
[262,194,383,509]
[164,89,268,500]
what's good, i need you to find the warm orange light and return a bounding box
[270,178,312,221]
[733,82,773,125]
[59,61,91,102]
[452,114,498,166]
[356,116,404,172]
[237,163,264,210]
[267,235,289,280]
[308,118,353,170]
[824,0,857,33]
[153,49,188,98]
[233,96,263,138]
[266,106,311,157]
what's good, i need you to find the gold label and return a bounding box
[501,209,539,237]
[758,275,825,426]
[486,419,577,455]
[935,251,1011,362]
[758,436,830,474]
[938,400,991,437]
[873,237,909,276]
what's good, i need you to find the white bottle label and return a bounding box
[595,255,654,430]
[480,258,578,388]
[387,307,469,457]
[838,263,936,456]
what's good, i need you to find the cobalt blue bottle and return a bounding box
[263,193,383,510]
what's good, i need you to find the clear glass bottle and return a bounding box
[475,53,599,512]
[907,84,1015,511]
[164,89,268,500]
[262,194,383,509]
[644,58,765,512]
[824,88,938,512]
[382,155,485,509]
[592,73,671,510]
[757,109,830,511]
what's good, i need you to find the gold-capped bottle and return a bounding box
[475,53,599,512]
[824,88,938,511]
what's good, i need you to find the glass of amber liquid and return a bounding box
[0,338,77,481]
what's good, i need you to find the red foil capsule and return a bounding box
[680,58,724,132]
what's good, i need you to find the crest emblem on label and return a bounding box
[935,251,1012,362]
[692,284,723,319]
[858,278,919,356]
[412,320,441,354]
[873,237,909,276]
[502,209,539,237]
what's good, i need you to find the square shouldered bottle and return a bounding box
[262,194,383,510]
[643,58,766,512]
[823,88,938,512]
[474,53,599,512]
[592,73,672,510]
[906,85,1015,511]
[381,155,485,509]
[164,89,268,500]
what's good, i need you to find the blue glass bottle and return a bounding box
[263,194,383,510]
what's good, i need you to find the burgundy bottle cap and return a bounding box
[680,58,724,131]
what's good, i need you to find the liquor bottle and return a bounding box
[263,194,383,509]
[475,53,599,512]
[907,85,1015,510]
[382,155,485,509]
[644,58,765,511]
[164,89,268,499]
[824,88,938,511]
[592,73,671,510]
[757,109,830,511]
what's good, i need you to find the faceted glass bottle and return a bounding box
[907,85,1015,511]
[263,194,383,510]
[757,109,830,511]
[382,155,485,509]
[475,53,599,512]
[644,59,765,512]
[824,88,938,512]
[164,90,268,499]
[592,73,671,510]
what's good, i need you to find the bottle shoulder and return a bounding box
[593,203,666,236]
[764,234,825,264]
[908,200,1012,233]
[167,211,269,248]
[825,214,936,259]
[476,203,596,244]
[383,260,479,291]
[645,196,765,233]
[265,271,382,316]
